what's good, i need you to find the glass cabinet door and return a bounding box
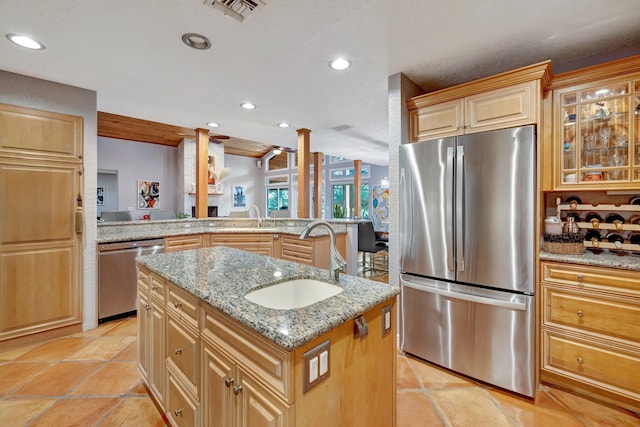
[558,78,639,187]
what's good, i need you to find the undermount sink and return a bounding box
[245,279,343,310]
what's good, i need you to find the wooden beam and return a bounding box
[313,152,324,219]
[297,129,311,218]
[195,128,209,219]
[353,160,362,218]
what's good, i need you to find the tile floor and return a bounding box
[1,316,639,426]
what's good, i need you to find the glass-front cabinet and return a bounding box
[556,75,640,188]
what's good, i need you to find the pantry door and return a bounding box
[0,103,83,348]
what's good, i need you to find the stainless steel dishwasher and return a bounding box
[98,238,164,322]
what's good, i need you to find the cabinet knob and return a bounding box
[77,153,83,159]
[456,124,462,130]
[174,347,182,355]
[577,357,584,365]
[224,377,235,387]
[577,310,584,318]
[233,384,243,395]
[151,284,158,291]
[144,303,151,311]
[577,274,584,282]
[465,122,471,128]
[174,302,182,308]
[174,409,183,417]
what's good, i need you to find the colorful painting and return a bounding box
[233,185,246,208]
[371,186,389,232]
[97,186,105,206]
[138,180,160,209]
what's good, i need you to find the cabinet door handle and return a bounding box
[174,302,182,308]
[577,357,584,365]
[456,124,462,130]
[151,284,158,291]
[174,408,183,417]
[464,122,471,128]
[224,377,234,387]
[144,304,151,311]
[577,310,584,318]
[576,274,584,282]
[174,347,182,355]
[233,384,243,395]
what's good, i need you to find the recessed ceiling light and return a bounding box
[241,102,256,110]
[206,122,220,128]
[329,57,351,71]
[181,33,211,50]
[278,122,290,128]
[273,149,282,155]
[6,33,45,50]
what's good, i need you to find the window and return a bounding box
[266,152,289,171]
[332,183,369,218]
[267,187,289,215]
[329,165,370,181]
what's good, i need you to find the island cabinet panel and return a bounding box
[208,233,274,257]
[137,266,166,408]
[279,234,346,270]
[167,364,199,427]
[540,261,640,412]
[164,234,204,252]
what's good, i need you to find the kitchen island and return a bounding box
[136,246,399,426]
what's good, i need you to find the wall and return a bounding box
[98,137,179,220]
[224,154,265,215]
[0,69,98,331]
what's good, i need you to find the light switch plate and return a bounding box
[302,340,330,393]
[381,304,392,337]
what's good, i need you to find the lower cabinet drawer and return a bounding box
[168,318,199,389]
[543,331,640,398]
[167,371,199,427]
[544,287,640,343]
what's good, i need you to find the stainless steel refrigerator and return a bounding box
[399,126,536,397]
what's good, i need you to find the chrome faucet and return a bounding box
[299,220,346,282]
[246,204,263,227]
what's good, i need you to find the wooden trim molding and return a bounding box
[550,54,640,90]
[297,129,311,218]
[195,128,209,218]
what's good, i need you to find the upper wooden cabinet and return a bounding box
[550,55,640,190]
[0,103,83,163]
[408,61,552,141]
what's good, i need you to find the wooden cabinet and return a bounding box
[137,266,166,408]
[164,234,204,252]
[138,268,397,426]
[0,103,83,350]
[279,234,346,270]
[208,233,274,257]
[407,62,551,141]
[540,261,640,411]
[549,55,640,189]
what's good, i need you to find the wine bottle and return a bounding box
[585,212,602,229]
[606,232,624,248]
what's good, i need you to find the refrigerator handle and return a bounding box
[456,145,465,272]
[445,147,455,272]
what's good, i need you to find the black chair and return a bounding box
[357,221,388,273]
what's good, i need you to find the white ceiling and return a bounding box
[1,0,640,166]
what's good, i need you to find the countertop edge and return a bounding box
[540,251,640,272]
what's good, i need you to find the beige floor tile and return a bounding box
[111,340,137,361]
[64,336,135,361]
[489,389,583,427]
[103,318,138,337]
[431,388,512,427]
[72,361,141,396]
[0,398,57,425]
[98,396,166,427]
[406,356,477,389]
[30,397,119,427]
[128,381,148,396]
[0,362,52,396]
[0,343,39,362]
[397,356,421,389]
[397,390,444,426]
[12,362,104,397]
[15,337,96,362]
[546,387,640,427]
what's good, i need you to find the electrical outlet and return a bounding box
[302,340,330,393]
[381,304,392,337]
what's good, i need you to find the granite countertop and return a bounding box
[136,247,399,351]
[540,250,640,272]
[97,218,348,243]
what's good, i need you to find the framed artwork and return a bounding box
[97,186,105,206]
[371,186,390,232]
[138,180,160,209]
[233,185,246,208]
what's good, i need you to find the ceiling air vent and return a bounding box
[202,0,266,23]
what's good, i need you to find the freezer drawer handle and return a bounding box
[402,280,526,311]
